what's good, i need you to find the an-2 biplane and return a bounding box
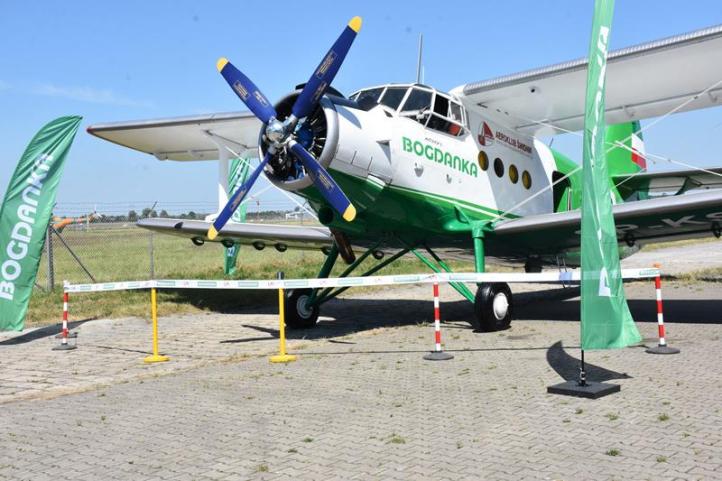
[88,18,722,332]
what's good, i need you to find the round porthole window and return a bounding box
[509,164,519,184]
[522,170,532,189]
[493,158,504,177]
[478,151,489,171]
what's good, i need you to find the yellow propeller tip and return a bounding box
[207,226,219,240]
[342,204,357,222]
[216,57,229,72]
[348,16,362,33]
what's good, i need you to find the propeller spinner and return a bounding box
[207,16,362,240]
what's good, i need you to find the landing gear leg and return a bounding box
[286,244,338,330]
[470,222,513,332]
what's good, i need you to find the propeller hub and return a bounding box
[265,118,286,143]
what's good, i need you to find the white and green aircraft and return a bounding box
[88,19,722,332]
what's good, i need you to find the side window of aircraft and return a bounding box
[355,88,384,110]
[426,94,465,137]
[379,87,408,110]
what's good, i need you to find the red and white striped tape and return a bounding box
[433,282,442,352]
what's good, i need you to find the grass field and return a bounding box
[27,223,475,326]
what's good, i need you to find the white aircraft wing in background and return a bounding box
[87,111,262,161]
[452,24,722,136]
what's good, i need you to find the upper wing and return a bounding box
[453,25,722,136]
[87,111,262,161]
[138,218,333,251]
[613,167,722,197]
[488,190,722,258]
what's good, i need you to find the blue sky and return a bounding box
[1,0,721,215]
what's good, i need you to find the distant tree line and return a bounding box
[91,209,300,223]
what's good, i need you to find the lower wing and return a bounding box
[487,190,722,261]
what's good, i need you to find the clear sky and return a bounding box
[1,0,721,216]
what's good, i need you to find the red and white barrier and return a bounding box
[424,282,453,361]
[646,267,680,355]
[53,291,76,351]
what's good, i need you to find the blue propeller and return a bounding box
[288,141,356,222]
[292,16,362,120]
[208,151,273,240]
[208,17,362,240]
[216,58,277,124]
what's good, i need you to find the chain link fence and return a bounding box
[34,217,315,290]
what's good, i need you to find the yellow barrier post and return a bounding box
[144,287,170,363]
[270,272,296,363]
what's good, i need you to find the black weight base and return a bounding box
[646,345,680,355]
[547,380,620,399]
[52,344,77,351]
[423,351,454,361]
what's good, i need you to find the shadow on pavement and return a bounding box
[516,298,722,324]
[0,319,92,346]
[546,340,632,382]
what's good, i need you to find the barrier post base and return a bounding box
[269,354,297,364]
[646,345,680,355]
[54,332,78,339]
[547,380,620,399]
[423,351,454,361]
[144,354,170,364]
[52,344,77,351]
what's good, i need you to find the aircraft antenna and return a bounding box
[416,34,423,84]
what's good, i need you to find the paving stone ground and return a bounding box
[0,244,721,480]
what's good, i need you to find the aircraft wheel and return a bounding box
[473,283,512,332]
[285,289,320,329]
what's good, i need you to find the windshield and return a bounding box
[401,88,432,112]
[379,87,407,110]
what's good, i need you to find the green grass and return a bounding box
[605,448,620,457]
[28,224,477,326]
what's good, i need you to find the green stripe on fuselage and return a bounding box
[300,169,517,244]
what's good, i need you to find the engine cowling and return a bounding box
[258,91,339,192]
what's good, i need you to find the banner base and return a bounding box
[646,345,680,355]
[547,380,620,399]
[52,344,76,351]
[423,351,453,361]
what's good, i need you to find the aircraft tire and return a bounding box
[473,283,512,332]
[285,288,320,329]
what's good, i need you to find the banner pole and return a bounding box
[270,272,296,363]
[144,288,169,363]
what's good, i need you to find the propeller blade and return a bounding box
[288,140,356,222]
[207,152,273,240]
[217,58,277,124]
[291,16,362,120]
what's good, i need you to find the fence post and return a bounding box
[646,265,680,355]
[270,272,297,363]
[424,280,453,361]
[45,225,55,291]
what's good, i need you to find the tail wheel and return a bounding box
[473,282,512,332]
[285,288,320,329]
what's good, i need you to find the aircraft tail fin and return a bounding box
[606,121,647,200]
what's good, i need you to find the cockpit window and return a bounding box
[401,88,432,112]
[355,87,384,109]
[379,87,407,110]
